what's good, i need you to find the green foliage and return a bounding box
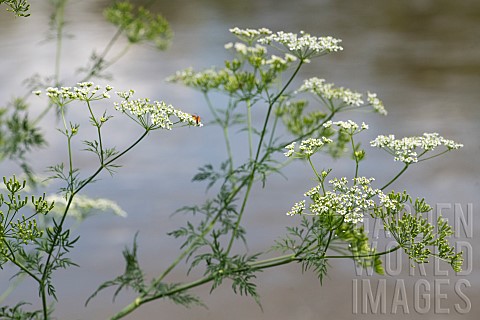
[0,0,30,17]
[0,98,46,178]
[275,99,328,138]
[0,176,54,268]
[87,234,204,309]
[104,1,172,50]
[0,302,43,319]
[373,192,463,272]
[87,234,146,304]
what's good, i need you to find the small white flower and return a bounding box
[323,120,333,128]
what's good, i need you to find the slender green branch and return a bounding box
[204,92,234,172]
[111,245,401,319]
[307,156,321,181]
[350,136,359,180]
[246,99,253,160]
[86,100,104,163]
[417,150,451,162]
[8,254,42,284]
[123,174,254,317]
[146,209,223,291]
[78,28,124,83]
[380,164,409,191]
[53,0,67,87]
[225,60,305,255]
[98,43,132,74]
[39,129,151,317]
[266,108,279,149]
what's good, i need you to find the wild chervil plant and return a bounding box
[0,2,464,320]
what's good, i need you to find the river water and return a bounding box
[0,0,479,319]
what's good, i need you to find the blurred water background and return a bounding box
[0,0,479,319]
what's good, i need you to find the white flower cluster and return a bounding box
[323,120,369,134]
[38,82,113,104]
[229,27,272,42]
[377,192,399,212]
[265,53,297,65]
[286,200,306,216]
[114,93,201,129]
[297,78,388,115]
[288,177,380,223]
[367,92,387,115]
[224,42,267,56]
[284,137,333,157]
[224,42,298,72]
[370,133,463,164]
[259,31,343,58]
[298,77,363,106]
[46,194,127,220]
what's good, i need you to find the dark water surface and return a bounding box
[1,0,479,319]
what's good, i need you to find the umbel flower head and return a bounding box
[36,82,114,106]
[229,27,342,60]
[36,83,201,130]
[284,137,333,158]
[297,77,388,115]
[258,30,343,60]
[371,133,463,164]
[287,177,380,223]
[115,90,202,130]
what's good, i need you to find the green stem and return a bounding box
[204,93,234,173]
[417,150,451,162]
[380,163,409,191]
[39,129,150,317]
[86,100,104,163]
[225,60,304,254]
[146,169,253,291]
[350,135,359,180]
[78,28,124,83]
[110,245,401,319]
[246,99,253,160]
[147,209,223,290]
[10,256,42,284]
[123,174,254,317]
[307,156,321,181]
[53,0,67,87]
